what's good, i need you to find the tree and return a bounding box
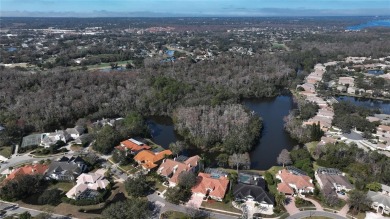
[277,149,292,167]
[169,141,185,158]
[165,187,192,205]
[216,153,229,167]
[366,182,381,192]
[178,171,197,189]
[112,149,130,165]
[19,212,32,219]
[347,190,372,213]
[117,112,149,139]
[0,174,44,201]
[34,213,52,219]
[186,203,209,218]
[229,153,251,173]
[125,175,151,197]
[93,125,121,154]
[38,189,62,205]
[264,171,275,186]
[102,198,152,219]
[275,193,286,207]
[324,194,340,207]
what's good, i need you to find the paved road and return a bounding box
[287,210,347,219]
[148,193,238,219]
[0,201,71,219]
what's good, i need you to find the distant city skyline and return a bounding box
[1,0,390,17]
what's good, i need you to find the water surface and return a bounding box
[336,95,390,114]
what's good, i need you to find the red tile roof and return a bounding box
[7,164,48,180]
[134,150,172,170]
[192,173,229,200]
[119,139,151,152]
[277,182,294,194]
[158,155,200,184]
[277,169,314,192]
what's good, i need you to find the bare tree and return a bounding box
[277,149,292,167]
[229,153,251,173]
[169,141,185,158]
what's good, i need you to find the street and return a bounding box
[287,210,347,219]
[0,201,71,219]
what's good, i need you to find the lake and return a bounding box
[346,20,390,31]
[147,95,297,170]
[244,95,297,170]
[336,95,390,114]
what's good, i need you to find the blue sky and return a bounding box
[1,0,390,16]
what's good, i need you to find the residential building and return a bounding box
[315,168,353,193]
[116,138,151,155]
[233,183,274,212]
[41,130,71,147]
[192,172,229,201]
[46,155,87,181]
[66,169,110,200]
[367,184,390,215]
[6,164,48,180]
[65,126,85,139]
[276,169,314,195]
[134,149,172,170]
[338,77,355,87]
[157,155,200,187]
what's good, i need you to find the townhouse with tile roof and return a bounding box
[191,172,229,202]
[276,169,314,195]
[134,149,172,171]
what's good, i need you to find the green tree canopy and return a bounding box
[102,198,152,219]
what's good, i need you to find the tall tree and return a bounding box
[277,149,292,167]
[169,141,185,158]
[125,175,151,197]
[178,171,197,189]
[102,198,152,219]
[347,190,372,213]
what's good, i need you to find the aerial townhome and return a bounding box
[46,155,88,181]
[115,138,151,155]
[66,169,110,200]
[367,184,390,215]
[134,149,172,171]
[191,172,229,202]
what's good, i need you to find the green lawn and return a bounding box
[0,146,12,158]
[305,141,319,158]
[267,166,283,175]
[119,163,138,174]
[49,182,75,192]
[161,211,189,219]
[201,200,242,214]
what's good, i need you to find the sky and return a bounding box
[1,0,390,17]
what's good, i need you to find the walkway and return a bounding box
[338,204,349,217]
[287,210,347,219]
[0,201,71,219]
[284,196,300,215]
[302,197,324,211]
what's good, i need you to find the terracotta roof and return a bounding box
[192,172,229,199]
[134,149,172,170]
[119,139,151,152]
[277,182,294,194]
[158,155,200,184]
[278,169,314,190]
[7,164,48,180]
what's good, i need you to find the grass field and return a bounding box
[305,141,319,158]
[201,200,242,214]
[0,146,12,158]
[49,181,74,192]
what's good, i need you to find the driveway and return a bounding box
[302,197,323,211]
[284,196,300,215]
[186,194,203,209]
[287,210,347,219]
[147,193,237,219]
[338,204,349,217]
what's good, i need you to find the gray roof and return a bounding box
[66,126,85,135]
[318,174,353,190]
[233,183,274,205]
[367,191,390,208]
[46,161,82,176]
[382,184,390,193]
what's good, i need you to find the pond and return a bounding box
[336,95,390,114]
[346,19,390,31]
[244,95,297,170]
[147,95,297,170]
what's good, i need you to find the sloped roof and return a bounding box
[7,164,48,180]
[278,169,314,190]
[233,183,274,205]
[134,150,172,170]
[158,155,199,183]
[367,191,390,208]
[119,139,151,152]
[192,172,229,199]
[317,174,353,190]
[277,182,294,194]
